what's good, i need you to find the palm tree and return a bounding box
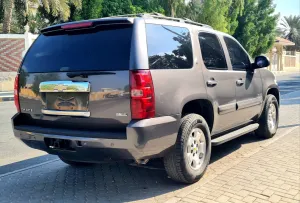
[39,0,81,22]
[1,0,81,33]
[280,15,300,50]
[1,0,13,33]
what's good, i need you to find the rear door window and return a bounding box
[146,24,193,69]
[198,32,227,70]
[22,25,133,73]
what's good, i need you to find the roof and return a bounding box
[41,13,213,33]
[104,13,213,29]
[275,37,295,46]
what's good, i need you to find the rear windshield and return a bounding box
[22,25,132,73]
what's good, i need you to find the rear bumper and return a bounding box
[12,114,180,162]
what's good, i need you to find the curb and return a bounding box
[273,71,300,76]
[0,96,14,102]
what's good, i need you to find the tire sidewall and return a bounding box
[264,95,279,135]
[180,116,211,183]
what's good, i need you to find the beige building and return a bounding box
[267,37,299,72]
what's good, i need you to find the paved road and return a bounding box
[276,73,300,95]
[0,73,299,203]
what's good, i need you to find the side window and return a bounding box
[146,24,193,69]
[198,32,227,70]
[224,37,250,70]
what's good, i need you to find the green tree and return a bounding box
[280,15,300,51]
[180,0,201,21]
[167,0,243,34]
[234,0,278,57]
[161,0,183,17]
[226,0,244,35]
[101,0,132,17]
[195,0,231,33]
[167,0,181,17]
[131,0,164,14]
[147,0,164,13]
[173,0,188,18]
[80,0,103,20]
[0,0,4,23]
[234,0,257,55]
[131,0,147,10]
[27,12,49,33]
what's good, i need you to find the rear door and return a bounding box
[198,32,237,134]
[223,36,263,125]
[18,23,133,132]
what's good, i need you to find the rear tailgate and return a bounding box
[18,23,132,133]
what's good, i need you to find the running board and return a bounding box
[211,123,259,146]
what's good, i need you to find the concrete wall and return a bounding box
[0,36,25,72]
[0,33,38,92]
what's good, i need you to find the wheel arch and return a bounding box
[181,99,214,132]
[258,85,280,118]
[266,87,280,106]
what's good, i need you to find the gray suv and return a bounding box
[12,14,280,183]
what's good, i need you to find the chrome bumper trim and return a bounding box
[41,109,90,117]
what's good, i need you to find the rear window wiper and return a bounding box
[67,71,116,78]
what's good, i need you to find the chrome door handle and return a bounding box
[207,79,217,87]
[236,79,244,86]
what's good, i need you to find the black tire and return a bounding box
[59,156,93,167]
[164,114,211,184]
[255,95,279,139]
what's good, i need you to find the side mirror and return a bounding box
[253,56,270,69]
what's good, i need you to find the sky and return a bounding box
[273,0,300,18]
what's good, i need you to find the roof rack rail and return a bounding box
[104,13,143,18]
[104,13,213,29]
[183,18,213,29]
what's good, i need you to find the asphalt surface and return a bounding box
[276,73,300,95]
[0,72,299,202]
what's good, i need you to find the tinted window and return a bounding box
[22,26,132,73]
[146,24,193,69]
[224,37,250,70]
[198,33,227,70]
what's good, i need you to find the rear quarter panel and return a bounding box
[151,68,207,117]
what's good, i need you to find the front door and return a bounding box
[198,32,237,135]
[223,36,263,126]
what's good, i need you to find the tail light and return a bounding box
[130,70,155,119]
[14,75,20,112]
